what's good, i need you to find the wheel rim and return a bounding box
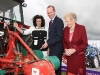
[98,55,100,62]
[94,56,99,68]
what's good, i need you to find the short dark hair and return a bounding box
[32,15,45,27]
[47,5,55,11]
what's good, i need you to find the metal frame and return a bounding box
[0,0,24,23]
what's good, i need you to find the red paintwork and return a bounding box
[0,22,56,75]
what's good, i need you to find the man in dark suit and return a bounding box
[42,5,64,75]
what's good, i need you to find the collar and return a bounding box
[51,15,56,22]
[35,26,44,29]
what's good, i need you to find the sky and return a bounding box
[23,0,100,40]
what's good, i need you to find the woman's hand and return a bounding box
[13,22,18,28]
[68,49,76,56]
[13,22,24,34]
[65,48,76,56]
[65,49,71,56]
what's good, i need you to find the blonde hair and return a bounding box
[64,12,77,22]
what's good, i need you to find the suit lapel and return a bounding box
[49,16,57,33]
[71,24,79,42]
[66,27,70,42]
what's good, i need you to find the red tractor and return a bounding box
[0,0,60,75]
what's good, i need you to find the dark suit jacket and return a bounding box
[47,16,64,57]
[63,23,88,74]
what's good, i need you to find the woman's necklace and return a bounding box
[70,24,75,32]
[70,28,74,32]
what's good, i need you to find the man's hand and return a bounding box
[47,48,50,55]
[42,42,48,49]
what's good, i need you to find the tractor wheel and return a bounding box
[92,56,99,68]
[98,55,100,63]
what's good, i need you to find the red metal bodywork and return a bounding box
[0,22,56,75]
